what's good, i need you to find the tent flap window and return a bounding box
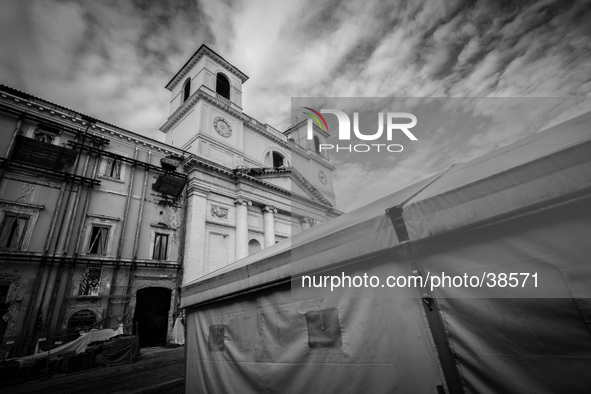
[87,226,109,255]
[0,214,29,250]
[208,324,225,351]
[305,308,342,348]
[153,233,169,260]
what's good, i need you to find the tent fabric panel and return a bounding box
[561,265,591,334]
[416,198,591,299]
[408,111,591,202]
[185,255,444,393]
[404,140,591,241]
[438,298,591,394]
[416,201,591,392]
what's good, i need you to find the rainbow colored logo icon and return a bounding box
[302,107,329,133]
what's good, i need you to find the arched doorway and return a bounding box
[65,309,97,343]
[133,287,171,347]
[68,309,97,330]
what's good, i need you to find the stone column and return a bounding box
[234,198,251,260]
[182,181,208,285]
[301,217,314,231]
[263,206,278,247]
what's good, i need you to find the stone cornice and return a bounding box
[234,171,335,212]
[287,167,333,206]
[245,167,332,207]
[0,85,184,156]
[182,155,339,213]
[165,44,249,91]
[241,117,334,170]
[284,120,330,139]
[161,88,335,172]
[234,197,252,206]
[160,89,238,133]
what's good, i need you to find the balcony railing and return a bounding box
[11,135,78,170]
[67,277,128,298]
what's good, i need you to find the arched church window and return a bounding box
[216,73,231,100]
[272,152,284,168]
[183,78,191,102]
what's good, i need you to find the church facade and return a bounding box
[0,44,339,357]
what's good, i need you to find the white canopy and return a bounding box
[181,111,591,393]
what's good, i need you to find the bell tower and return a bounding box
[159,44,249,168]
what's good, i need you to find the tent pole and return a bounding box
[387,206,465,394]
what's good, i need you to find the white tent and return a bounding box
[181,112,591,393]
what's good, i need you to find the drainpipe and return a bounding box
[106,147,138,325]
[21,180,67,340]
[55,149,101,330]
[132,151,150,261]
[0,114,24,185]
[5,114,24,156]
[172,185,188,321]
[20,123,80,341]
[39,126,89,332]
[45,150,92,328]
[122,151,150,320]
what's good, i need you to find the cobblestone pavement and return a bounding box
[3,346,185,394]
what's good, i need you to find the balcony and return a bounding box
[11,135,78,171]
[66,277,129,303]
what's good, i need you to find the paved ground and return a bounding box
[3,346,185,394]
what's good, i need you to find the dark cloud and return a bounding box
[1,0,590,210]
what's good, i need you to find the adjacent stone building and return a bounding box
[0,44,339,357]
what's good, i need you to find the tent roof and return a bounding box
[181,111,591,308]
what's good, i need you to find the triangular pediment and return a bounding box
[241,167,332,207]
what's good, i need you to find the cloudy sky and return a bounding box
[1,0,590,212]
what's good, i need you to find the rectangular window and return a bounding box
[0,214,29,250]
[104,158,122,179]
[153,233,169,260]
[87,226,109,255]
[78,267,102,296]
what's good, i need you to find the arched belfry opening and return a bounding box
[216,73,231,100]
[314,136,321,153]
[182,78,191,102]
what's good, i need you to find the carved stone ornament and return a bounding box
[263,206,278,214]
[214,117,232,138]
[210,205,229,219]
[318,171,327,185]
[234,198,252,206]
[300,217,314,225]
